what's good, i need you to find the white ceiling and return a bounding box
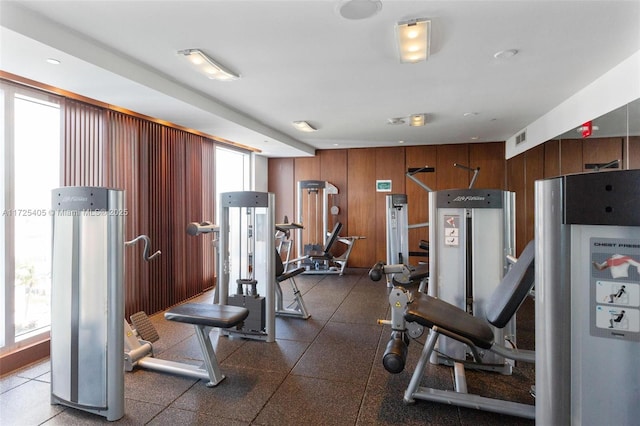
[1,0,639,158]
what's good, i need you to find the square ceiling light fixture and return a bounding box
[396,19,431,63]
[409,113,426,127]
[177,49,240,81]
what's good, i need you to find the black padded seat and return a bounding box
[307,222,343,258]
[404,293,495,350]
[165,302,249,328]
[275,248,305,282]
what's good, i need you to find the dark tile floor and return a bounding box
[0,268,535,425]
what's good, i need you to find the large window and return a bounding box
[215,146,250,222]
[1,82,61,351]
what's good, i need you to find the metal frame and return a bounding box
[403,327,535,419]
[50,187,125,421]
[123,320,226,387]
[218,191,275,342]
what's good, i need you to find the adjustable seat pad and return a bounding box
[404,293,494,349]
[165,303,249,328]
[409,264,429,280]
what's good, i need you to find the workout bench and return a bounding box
[125,302,248,387]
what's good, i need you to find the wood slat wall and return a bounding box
[63,106,222,317]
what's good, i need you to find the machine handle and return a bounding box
[186,221,219,236]
[125,235,161,261]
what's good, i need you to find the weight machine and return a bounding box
[295,180,364,274]
[50,187,251,422]
[369,240,536,419]
[428,188,516,369]
[296,180,338,265]
[217,191,276,342]
[535,169,640,425]
[383,166,434,286]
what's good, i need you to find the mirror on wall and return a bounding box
[554,98,640,171]
[558,98,640,141]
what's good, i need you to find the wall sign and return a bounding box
[376,180,392,192]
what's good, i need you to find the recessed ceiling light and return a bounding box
[463,112,478,117]
[493,49,518,59]
[470,136,479,140]
[398,140,405,144]
[46,58,61,65]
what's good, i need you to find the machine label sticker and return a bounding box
[444,215,459,247]
[590,238,640,341]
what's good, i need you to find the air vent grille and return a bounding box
[515,130,527,145]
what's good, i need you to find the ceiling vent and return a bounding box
[515,130,527,145]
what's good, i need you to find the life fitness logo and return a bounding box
[452,195,485,202]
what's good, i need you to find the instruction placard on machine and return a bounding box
[443,215,459,247]
[590,238,640,341]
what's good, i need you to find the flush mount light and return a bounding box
[177,49,239,81]
[409,113,426,127]
[396,19,431,63]
[292,121,317,132]
[493,49,518,59]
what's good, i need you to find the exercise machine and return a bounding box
[295,180,338,264]
[294,180,363,274]
[369,240,536,419]
[50,187,251,421]
[275,249,311,319]
[385,193,429,288]
[217,191,276,342]
[369,262,429,373]
[50,187,126,421]
[186,221,221,302]
[535,169,640,425]
[428,188,516,370]
[123,234,249,388]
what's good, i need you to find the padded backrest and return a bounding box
[323,222,343,253]
[485,240,535,328]
[275,249,285,278]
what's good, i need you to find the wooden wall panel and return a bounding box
[506,153,526,255]
[268,158,295,223]
[544,139,560,178]
[469,142,506,189]
[374,147,406,263]
[559,139,583,174]
[347,149,377,267]
[436,144,470,190]
[405,145,437,263]
[294,156,321,249]
[582,137,623,171]
[62,99,105,186]
[265,141,509,268]
[320,149,348,235]
[629,136,640,169]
